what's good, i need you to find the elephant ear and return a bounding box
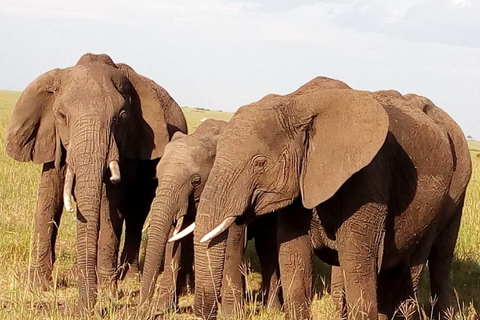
[300,89,389,209]
[117,63,172,160]
[6,69,62,164]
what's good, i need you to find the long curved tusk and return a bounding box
[168,222,195,242]
[200,217,236,244]
[172,216,184,236]
[63,165,75,213]
[109,160,121,184]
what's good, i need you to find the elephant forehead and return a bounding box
[221,104,295,153]
[63,65,122,93]
[162,140,209,163]
[58,67,126,109]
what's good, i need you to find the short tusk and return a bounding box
[168,222,195,242]
[109,160,121,184]
[142,221,150,233]
[173,216,184,236]
[244,225,248,249]
[63,165,75,213]
[200,217,236,244]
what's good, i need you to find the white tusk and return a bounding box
[142,221,150,233]
[244,225,248,249]
[200,217,236,244]
[109,161,121,184]
[168,223,195,242]
[63,165,75,213]
[172,216,184,236]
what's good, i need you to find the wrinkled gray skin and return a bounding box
[5,53,187,313]
[329,91,472,319]
[140,119,282,317]
[192,77,471,320]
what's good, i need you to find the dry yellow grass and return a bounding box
[0,90,479,319]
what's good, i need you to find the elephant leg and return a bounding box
[377,264,416,320]
[155,227,182,313]
[177,231,194,294]
[119,161,157,280]
[30,162,65,289]
[330,266,346,320]
[278,209,313,320]
[97,181,123,292]
[428,199,464,320]
[336,204,386,320]
[221,223,245,319]
[254,214,282,310]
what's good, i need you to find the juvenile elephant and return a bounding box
[5,53,187,312]
[189,77,471,320]
[140,119,281,317]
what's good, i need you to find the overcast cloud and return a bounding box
[1,0,479,137]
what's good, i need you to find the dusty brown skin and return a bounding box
[140,119,281,317]
[329,90,471,319]
[192,77,471,320]
[5,53,187,313]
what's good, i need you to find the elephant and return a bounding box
[139,118,282,317]
[5,53,187,313]
[184,76,471,320]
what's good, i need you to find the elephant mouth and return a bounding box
[62,160,121,213]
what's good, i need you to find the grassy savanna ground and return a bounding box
[0,88,479,319]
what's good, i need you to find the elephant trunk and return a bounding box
[193,212,228,320]
[140,182,180,304]
[69,119,109,312]
[194,164,247,319]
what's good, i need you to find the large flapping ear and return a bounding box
[299,89,389,209]
[6,69,62,164]
[117,63,171,160]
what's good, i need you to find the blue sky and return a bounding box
[1,0,479,137]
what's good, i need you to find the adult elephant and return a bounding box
[140,119,281,317]
[329,90,472,319]
[189,77,471,320]
[5,53,187,313]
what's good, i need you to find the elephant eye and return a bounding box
[119,110,128,120]
[56,109,68,125]
[191,175,201,188]
[253,155,267,173]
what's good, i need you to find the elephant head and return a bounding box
[140,119,226,304]
[191,77,389,319]
[5,53,186,311]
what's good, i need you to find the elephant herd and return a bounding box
[5,53,472,320]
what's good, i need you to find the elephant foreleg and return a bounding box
[119,161,157,280]
[97,181,123,292]
[330,266,346,320]
[336,202,387,320]
[377,263,417,320]
[278,209,313,320]
[253,214,282,310]
[30,162,65,289]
